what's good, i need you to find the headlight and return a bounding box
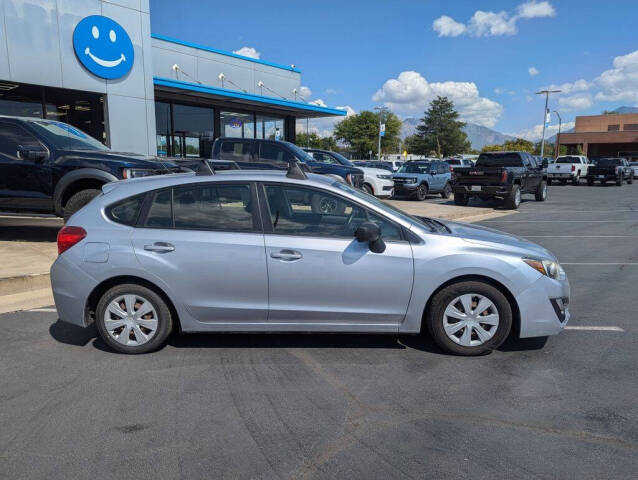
[376,174,392,180]
[523,257,565,280]
[403,177,417,184]
[122,168,155,179]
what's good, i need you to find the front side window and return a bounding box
[310,152,338,164]
[172,183,255,232]
[0,123,43,159]
[259,143,295,168]
[219,140,251,162]
[264,184,402,241]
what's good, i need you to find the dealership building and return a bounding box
[0,0,345,157]
[557,113,638,161]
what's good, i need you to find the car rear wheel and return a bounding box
[587,178,594,186]
[440,183,452,199]
[454,193,469,206]
[628,175,634,185]
[503,185,521,209]
[425,281,512,355]
[63,188,101,222]
[535,180,548,201]
[572,175,580,186]
[415,184,428,201]
[96,284,173,354]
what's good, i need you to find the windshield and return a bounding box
[28,120,109,151]
[596,158,621,167]
[329,151,354,166]
[333,181,435,230]
[476,153,523,167]
[397,162,430,174]
[557,156,580,164]
[284,142,314,162]
[446,159,461,165]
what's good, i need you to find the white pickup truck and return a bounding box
[547,155,590,185]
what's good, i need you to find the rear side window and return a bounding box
[144,190,172,228]
[106,194,145,226]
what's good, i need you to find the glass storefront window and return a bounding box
[155,101,171,157]
[256,114,285,141]
[221,111,254,138]
[172,104,214,158]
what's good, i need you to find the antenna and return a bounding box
[196,159,215,176]
[286,161,308,180]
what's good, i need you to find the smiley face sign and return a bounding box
[73,15,134,79]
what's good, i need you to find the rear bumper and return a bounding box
[548,172,575,179]
[453,184,513,197]
[50,254,98,327]
[516,275,570,338]
[586,173,617,181]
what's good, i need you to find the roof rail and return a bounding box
[286,161,308,180]
[196,159,215,176]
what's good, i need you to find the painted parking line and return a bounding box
[28,308,57,312]
[482,220,638,223]
[565,326,625,332]
[524,235,635,238]
[561,263,638,265]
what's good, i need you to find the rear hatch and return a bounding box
[456,167,507,186]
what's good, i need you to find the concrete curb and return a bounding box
[0,272,51,296]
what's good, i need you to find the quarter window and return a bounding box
[264,184,402,241]
[106,194,145,226]
[144,190,172,228]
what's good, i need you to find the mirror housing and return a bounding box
[18,145,48,162]
[354,222,386,253]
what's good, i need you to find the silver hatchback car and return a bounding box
[51,167,570,355]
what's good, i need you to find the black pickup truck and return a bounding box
[586,157,634,186]
[453,151,548,209]
[0,116,184,220]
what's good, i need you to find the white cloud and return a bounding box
[433,15,466,37]
[494,88,504,94]
[325,88,338,95]
[296,105,356,138]
[298,85,312,100]
[371,71,503,128]
[309,98,327,107]
[594,50,638,103]
[558,95,593,111]
[544,79,591,94]
[433,1,555,38]
[233,47,260,59]
[508,121,575,141]
[528,66,540,76]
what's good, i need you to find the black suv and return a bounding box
[212,138,364,188]
[0,116,182,220]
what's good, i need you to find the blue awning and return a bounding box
[153,77,347,118]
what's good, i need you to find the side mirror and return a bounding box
[354,222,386,253]
[18,145,47,162]
[541,159,549,168]
[430,168,437,175]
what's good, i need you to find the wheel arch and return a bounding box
[53,169,118,216]
[420,274,521,338]
[363,181,375,194]
[85,275,181,331]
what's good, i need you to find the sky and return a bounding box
[149,0,638,140]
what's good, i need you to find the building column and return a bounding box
[285,115,296,143]
[582,143,588,155]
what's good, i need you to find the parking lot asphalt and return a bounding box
[1,183,637,479]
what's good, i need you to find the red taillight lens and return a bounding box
[571,165,575,172]
[57,226,87,255]
[501,170,508,183]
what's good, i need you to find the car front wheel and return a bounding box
[63,188,101,222]
[96,284,173,354]
[535,180,548,201]
[441,183,452,199]
[425,281,512,356]
[415,184,428,201]
[362,183,374,195]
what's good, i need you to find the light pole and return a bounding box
[553,110,562,159]
[536,89,561,159]
[374,106,388,161]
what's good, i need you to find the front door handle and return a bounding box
[144,242,175,253]
[270,249,302,261]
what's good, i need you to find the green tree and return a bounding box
[482,138,535,153]
[295,132,337,150]
[333,110,402,158]
[409,97,471,157]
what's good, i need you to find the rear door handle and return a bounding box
[144,242,175,253]
[270,249,302,261]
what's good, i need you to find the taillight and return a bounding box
[571,165,575,172]
[501,170,508,183]
[57,226,87,255]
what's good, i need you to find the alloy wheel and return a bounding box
[514,188,521,206]
[442,293,500,347]
[104,294,159,346]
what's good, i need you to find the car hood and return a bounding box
[392,173,421,179]
[359,167,393,176]
[57,149,180,169]
[440,219,557,261]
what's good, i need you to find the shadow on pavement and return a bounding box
[49,319,97,346]
[0,216,62,242]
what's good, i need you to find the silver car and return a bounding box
[51,168,570,355]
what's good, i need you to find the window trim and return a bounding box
[257,182,407,242]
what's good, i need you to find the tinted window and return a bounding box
[597,158,622,167]
[309,151,339,164]
[557,156,580,164]
[264,184,402,241]
[259,143,295,167]
[446,159,461,165]
[0,123,42,159]
[476,153,523,167]
[437,163,449,174]
[219,140,251,162]
[106,194,144,226]
[144,190,172,228]
[173,183,255,232]
[397,162,430,174]
[28,120,109,151]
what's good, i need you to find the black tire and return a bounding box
[441,183,452,199]
[628,174,634,185]
[572,175,580,186]
[535,180,548,201]
[362,183,374,195]
[96,283,173,354]
[587,178,594,186]
[547,178,552,186]
[616,177,622,186]
[415,183,428,201]
[310,193,346,215]
[63,188,101,222]
[560,179,567,185]
[425,281,512,356]
[503,184,521,210]
[454,192,469,206]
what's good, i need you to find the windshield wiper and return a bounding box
[416,216,450,233]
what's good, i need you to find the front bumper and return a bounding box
[454,184,513,197]
[516,274,570,338]
[393,181,419,195]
